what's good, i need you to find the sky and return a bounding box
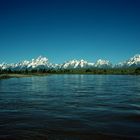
[0,0,140,64]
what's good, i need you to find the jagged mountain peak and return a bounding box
[95,59,110,64]
[117,54,140,68]
[94,59,112,68]
[64,59,87,63]
[0,54,140,70]
[133,54,140,57]
[61,59,94,69]
[31,56,48,63]
[129,54,140,61]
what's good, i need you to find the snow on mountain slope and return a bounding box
[60,59,94,69]
[0,63,10,70]
[60,59,112,69]
[117,54,140,68]
[0,56,54,71]
[0,57,112,70]
[94,59,112,68]
[25,56,50,69]
[0,54,140,70]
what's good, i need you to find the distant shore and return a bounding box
[1,67,140,77]
[0,73,48,80]
[0,70,140,80]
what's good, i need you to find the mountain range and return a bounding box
[0,54,140,71]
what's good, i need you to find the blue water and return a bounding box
[0,75,140,140]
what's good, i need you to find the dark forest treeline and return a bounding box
[0,67,140,75]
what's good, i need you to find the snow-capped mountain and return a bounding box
[0,56,112,70]
[60,59,112,69]
[0,63,11,70]
[0,54,140,71]
[0,56,55,71]
[94,59,112,68]
[60,59,94,69]
[116,54,140,68]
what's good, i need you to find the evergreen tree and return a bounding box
[135,67,140,74]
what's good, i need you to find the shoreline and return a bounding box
[0,73,139,80]
[0,73,48,80]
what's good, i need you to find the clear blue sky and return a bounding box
[0,0,140,64]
